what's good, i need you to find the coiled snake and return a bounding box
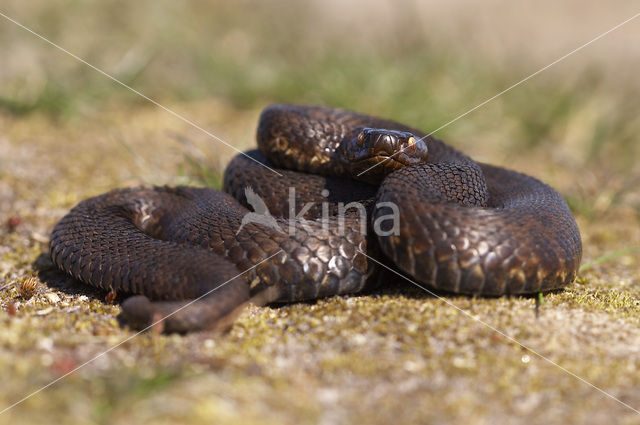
[50,104,582,332]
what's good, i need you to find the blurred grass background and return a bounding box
[1,1,640,424]
[1,0,639,220]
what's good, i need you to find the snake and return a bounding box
[49,104,582,333]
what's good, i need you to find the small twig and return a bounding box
[535,292,544,319]
[0,282,14,292]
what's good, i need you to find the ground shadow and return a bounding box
[34,252,115,301]
[34,248,561,333]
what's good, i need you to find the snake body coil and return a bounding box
[50,104,582,332]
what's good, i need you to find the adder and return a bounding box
[50,104,582,332]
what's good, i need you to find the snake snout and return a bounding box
[333,128,430,184]
[346,128,428,161]
[368,129,429,167]
[372,133,398,156]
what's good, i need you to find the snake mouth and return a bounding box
[352,155,411,171]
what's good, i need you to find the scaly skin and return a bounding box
[50,104,582,332]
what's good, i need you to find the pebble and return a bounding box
[45,293,61,304]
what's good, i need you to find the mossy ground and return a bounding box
[1,1,640,424]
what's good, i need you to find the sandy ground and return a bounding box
[1,1,640,424]
[0,101,638,424]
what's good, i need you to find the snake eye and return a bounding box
[407,136,416,151]
[357,133,365,147]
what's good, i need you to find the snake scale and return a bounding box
[50,104,582,332]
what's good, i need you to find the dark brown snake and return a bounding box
[50,104,582,332]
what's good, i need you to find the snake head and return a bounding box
[335,128,429,184]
